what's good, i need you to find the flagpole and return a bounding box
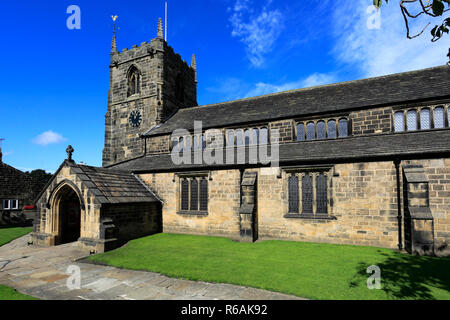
[165,1,167,41]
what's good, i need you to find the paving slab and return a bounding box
[0,235,306,300]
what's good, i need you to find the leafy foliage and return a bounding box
[25,169,52,201]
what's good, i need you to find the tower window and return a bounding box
[127,66,140,96]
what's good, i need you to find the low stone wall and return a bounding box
[101,202,162,243]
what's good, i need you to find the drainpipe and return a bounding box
[394,159,403,251]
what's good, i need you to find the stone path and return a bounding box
[0,236,303,300]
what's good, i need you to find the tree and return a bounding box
[26,169,53,200]
[374,0,450,62]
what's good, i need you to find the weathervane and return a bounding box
[111,15,118,34]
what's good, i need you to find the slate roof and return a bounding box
[144,65,450,137]
[0,161,32,199]
[109,129,450,173]
[35,160,161,205]
[73,164,160,204]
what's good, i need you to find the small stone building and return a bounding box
[32,158,162,253]
[0,149,34,225]
[31,19,450,256]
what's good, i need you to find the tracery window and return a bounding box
[393,105,449,132]
[434,106,445,129]
[296,117,350,141]
[328,120,337,138]
[394,111,404,132]
[407,110,418,131]
[286,169,331,217]
[420,108,431,130]
[179,176,209,214]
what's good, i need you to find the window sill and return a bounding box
[284,213,337,220]
[177,211,209,216]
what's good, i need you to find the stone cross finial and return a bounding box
[66,145,74,162]
[157,18,164,39]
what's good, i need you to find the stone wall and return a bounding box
[146,135,170,154]
[140,170,241,238]
[402,158,450,253]
[269,120,295,143]
[256,162,399,248]
[140,162,407,249]
[101,202,162,243]
[350,107,392,135]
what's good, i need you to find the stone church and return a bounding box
[31,18,450,256]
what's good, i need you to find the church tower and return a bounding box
[102,18,198,167]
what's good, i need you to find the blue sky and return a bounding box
[0,0,448,173]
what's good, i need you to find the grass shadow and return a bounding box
[351,251,450,300]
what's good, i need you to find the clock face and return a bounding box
[129,110,142,128]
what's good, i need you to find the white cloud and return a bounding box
[332,0,449,77]
[33,130,67,146]
[229,0,284,67]
[206,73,336,102]
[244,73,337,98]
[2,150,13,157]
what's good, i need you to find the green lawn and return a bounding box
[0,226,32,247]
[87,233,450,300]
[0,285,37,300]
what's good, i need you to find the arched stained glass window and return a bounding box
[302,174,313,214]
[251,129,259,145]
[200,179,208,211]
[236,130,243,146]
[434,106,444,128]
[297,123,305,141]
[190,179,198,211]
[260,128,268,145]
[193,136,199,150]
[172,138,179,152]
[316,174,328,214]
[328,120,337,138]
[227,130,235,147]
[338,119,348,137]
[201,135,206,150]
[317,121,326,139]
[394,111,404,132]
[420,108,431,130]
[181,179,189,211]
[185,136,191,152]
[244,130,251,146]
[306,122,315,140]
[288,175,299,213]
[407,110,418,131]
